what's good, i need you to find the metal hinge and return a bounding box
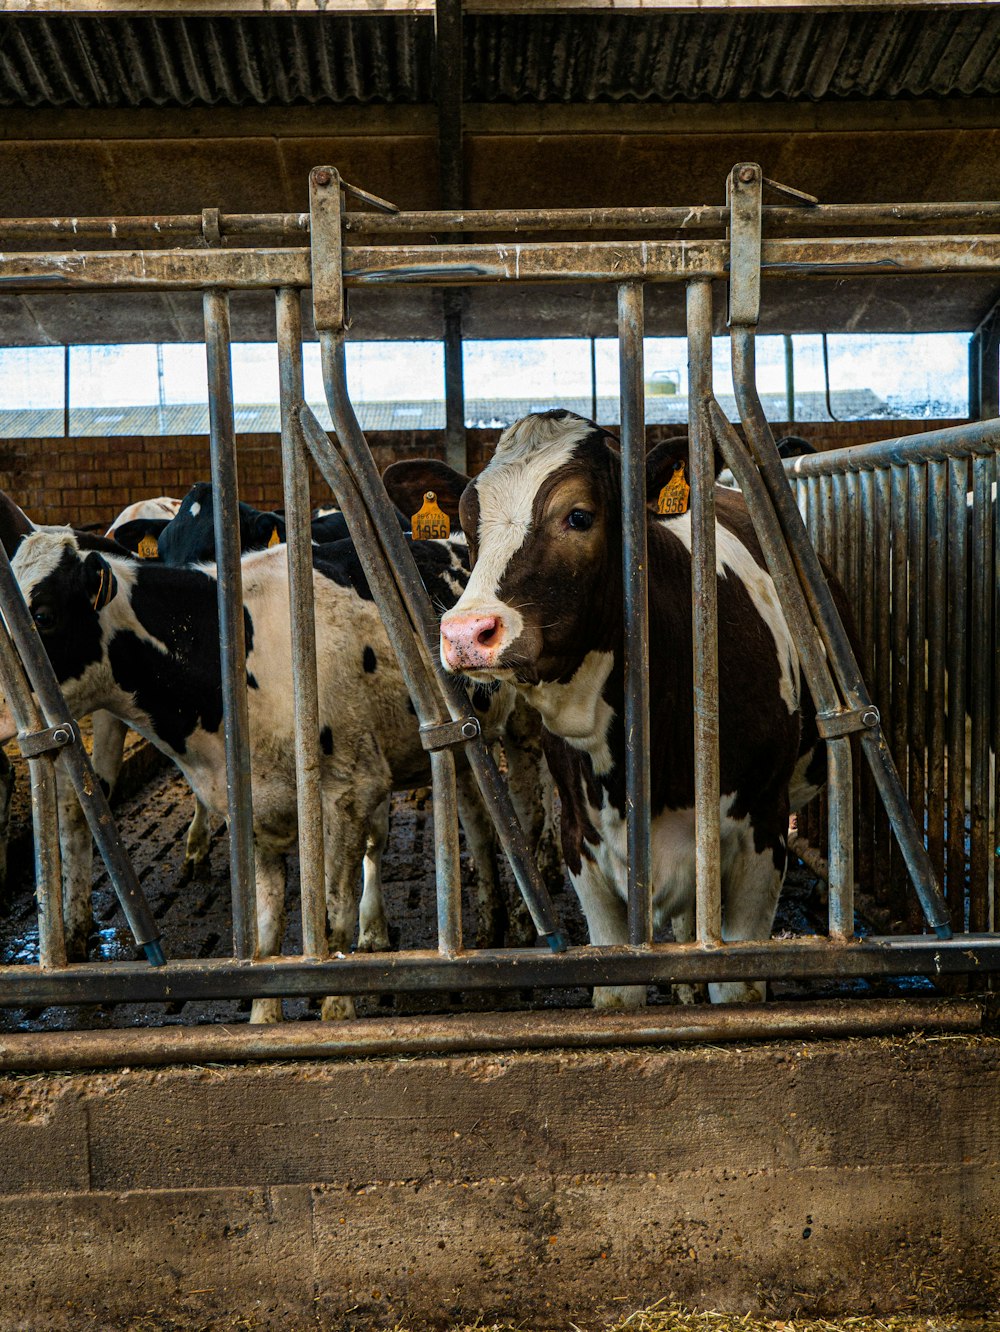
[419,716,481,752]
[17,720,76,759]
[815,706,880,739]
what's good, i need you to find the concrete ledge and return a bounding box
[0,1033,997,1326]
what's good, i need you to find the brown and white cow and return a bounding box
[438,409,837,1007]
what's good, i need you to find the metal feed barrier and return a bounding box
[0,163,997,1067]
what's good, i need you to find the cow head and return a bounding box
[439,411,623,685]
[0,531,125,740]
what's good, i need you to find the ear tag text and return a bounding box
[657,461,690,516]
[412,491,450,540]
[137,534,159,559]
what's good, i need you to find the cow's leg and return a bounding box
[181,797,213,880]
[321,756,391,1020]
[454,766,505,948]
[57,767,93,960]
[710,815,785,1005]
[357,796,391,953]
[91,710,127,795]
[503,697,563,903]
[250,842,287,1024]
[573,866,645,1010]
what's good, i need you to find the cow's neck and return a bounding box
[518,648,616,774]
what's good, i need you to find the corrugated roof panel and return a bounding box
[3,12,1000,111]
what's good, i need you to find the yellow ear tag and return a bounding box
[267,526,281,548]
[137,534,159,559]
[656,462,690,516]
[411,491,450,540]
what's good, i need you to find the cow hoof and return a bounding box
[321,996,356,1022]
[356,929,390,954]
[250,999,283,1024]
[592,984,647,1011]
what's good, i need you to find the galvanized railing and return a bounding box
[0,166,997,1061]
[787,426,998,936]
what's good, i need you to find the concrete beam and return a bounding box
[0,1034,998,1323]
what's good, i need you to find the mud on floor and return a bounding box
[0,758,932,1032]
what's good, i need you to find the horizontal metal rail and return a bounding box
[5,235,1000,293]
[785,418,1000,476]
[0,936,998,1008]
[6,202,1000,245]
[0,998,983,1072]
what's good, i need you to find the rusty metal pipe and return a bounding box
[0,998,982,1073]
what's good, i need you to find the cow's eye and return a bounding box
[33,607,55,632]
[566,509,594,531]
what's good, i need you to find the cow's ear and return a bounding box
[0,492,34,558]
[382,459,469,524]
[254,513,285,549]
[82,551,119,612]
[646,436,724,507]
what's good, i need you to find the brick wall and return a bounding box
[0,417,967,528]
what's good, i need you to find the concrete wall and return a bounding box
[1,418,963,528]
[0,1034,997,1328]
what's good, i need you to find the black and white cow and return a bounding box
[3,527,536,1020]
[436,410,851,1007]
[156,482,409,566]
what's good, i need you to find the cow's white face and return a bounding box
[440,411,619,686]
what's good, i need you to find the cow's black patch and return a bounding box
[248,672,259,690]
[320,726,334,755]
[363,646,377,674]
[26,547,105,684]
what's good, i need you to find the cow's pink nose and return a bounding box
[441,613,505,671]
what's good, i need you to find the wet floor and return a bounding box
[0,759,930,1032]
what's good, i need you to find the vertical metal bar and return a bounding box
[783,334,795,425]
[906,461,928,930]
[618,281,653,946]
[857,468,877,895]
[992,446,1000,933]
[62,345,70,439]
[0,627,64,967]
[687,280,721,946]
[590,336,598,424]
[889,463,910,913]
[947,455,969,929]
[276,288,328,961]
[873,465,892,903]
[203,289,258,960]
[969,455,992,931]
[443,292,467,474]
[831,472,847,584]
[431,748,463,955]
[927,460,948,894]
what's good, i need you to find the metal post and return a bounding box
[618,281,653,947]
[926,460,948,890]
[276,288,328,961]
[783,334,795,424]
[906,461,928,928]
[203,290,258,961]
[946,456,968,928]
[687,280,721,945]
[969,455,993,929]
[443,292,467,474]
[436,0,467,476]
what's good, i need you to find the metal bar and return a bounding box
[11,202,1000,245]
[969,454,992,931]
[783,333,795,424]
[785,419,1000,477]
[857,468,877,896]
[0,624,64,968]
[0,548,162,960]
[275,287,327,962]
[687,280,721,945]
[2,936,1000,1009]
[443,291,467,474]
[926,460,948,893]
[993,445,1000,933]
[889,463,910,913]
[946,455,969,930]
[431,748,463,955]
[434,0,464,212]
[618,281,653,947]
[906,462,928,929]
[203,289,257,960]
[11,236,1000,295]
[0,998,982,1074]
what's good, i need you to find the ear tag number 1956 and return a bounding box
[412,491,450,540]
[657,462,690,516]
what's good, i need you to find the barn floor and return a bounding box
[0,751,932,1033]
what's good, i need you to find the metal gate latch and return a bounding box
[17,720,76,759]
[420,717,481,751]
[815,706,880,739]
